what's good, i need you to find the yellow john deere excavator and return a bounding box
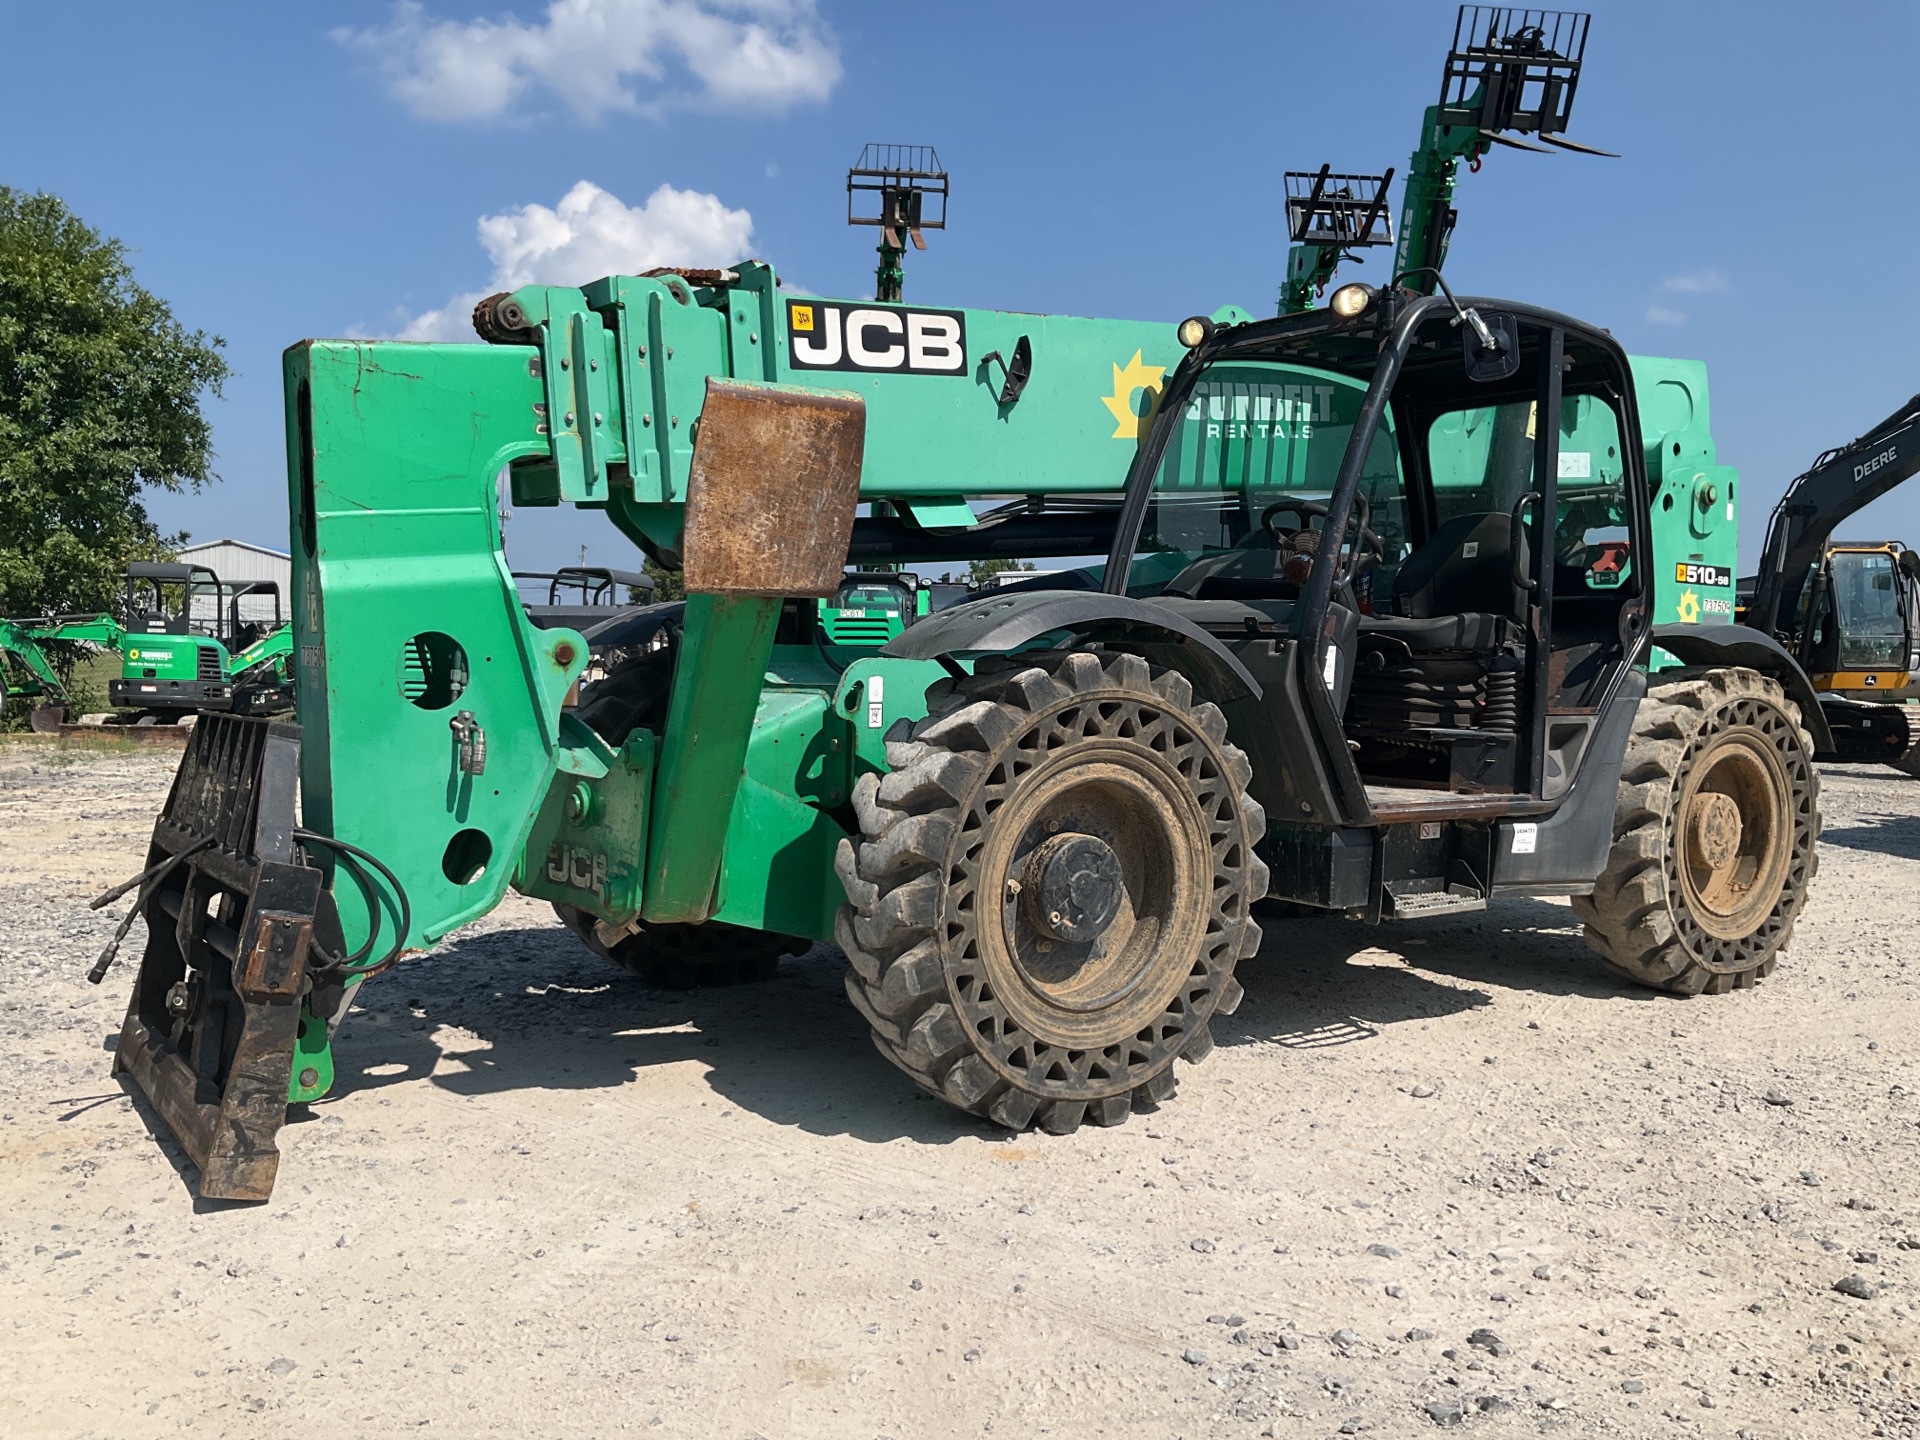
[1744,395,1920,774]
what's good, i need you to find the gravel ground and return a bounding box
[4,735,1920,1439]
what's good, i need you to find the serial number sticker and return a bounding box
[866,673,886,729]
[1674,562,1731,587]
[1511,822,1538,855]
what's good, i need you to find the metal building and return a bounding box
[175,539,292,629]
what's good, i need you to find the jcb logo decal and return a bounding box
[546,844,608,896]
[786,300,965,376]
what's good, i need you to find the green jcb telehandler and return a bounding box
[100,267,1825,1201]
[97,7,1821,1201]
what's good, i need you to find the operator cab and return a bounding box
[124,562,228,639]
[1110,288,1652,849]
[227,581,284,654]
[1794,542,1920,689]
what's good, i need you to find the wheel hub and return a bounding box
[1022,832,1124,943]
[1687,791,1743,870]
[1675,727,1793,943]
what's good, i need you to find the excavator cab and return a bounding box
[1797,541,1920,694]
[124,562,227,638]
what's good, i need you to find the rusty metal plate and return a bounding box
[682,378,866,598]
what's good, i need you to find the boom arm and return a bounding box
[1393,7,1608,295]
[1747,394,1920,637]
[1390,107,1482,290]
[1,619,69,703]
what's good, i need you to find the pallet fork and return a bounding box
[108,715,324,1201]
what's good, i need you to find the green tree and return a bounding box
[642,556,684,602]
[967,557,1036,588]
[0,189,229,617]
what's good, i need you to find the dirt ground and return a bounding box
[4,736,1920,1439]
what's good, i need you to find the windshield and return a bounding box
[1831,550,1907,669]
[834,582,910,612]
[1126,361,1401,603]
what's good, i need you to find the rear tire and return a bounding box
[1574,667,1820,995]
[553,903,807,988]
[1892,722,1920,778]
[836,650,1267,1135]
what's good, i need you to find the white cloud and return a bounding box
[1662,269,1729,295]
[389,179,754,340]
[336,0,840,124]
[1644,303,1688,327]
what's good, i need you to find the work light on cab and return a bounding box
[1329,283,1376,318]
[1176,316,1214,349]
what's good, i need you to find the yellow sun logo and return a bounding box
[1677,589,1702,624]
[1101,351,1167,440]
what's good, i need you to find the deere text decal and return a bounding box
[787,301,966,376]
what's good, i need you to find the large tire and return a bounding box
[1892,722,1920,778]
[553,902,808,988]
[835,650,1268,1135]
[1574,667,1820,995]
[574,647,676,746]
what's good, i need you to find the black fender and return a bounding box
[882,590,1261,704]
[577,602,686,654]
[1651,623,1835,755]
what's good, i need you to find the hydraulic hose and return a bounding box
[293,829,412,978]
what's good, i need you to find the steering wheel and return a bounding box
[1259,498,1385,577]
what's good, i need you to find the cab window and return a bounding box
[1426,394,1633,595]
[1136,363,1406,605]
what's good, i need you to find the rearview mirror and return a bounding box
[1463,312,1521,383]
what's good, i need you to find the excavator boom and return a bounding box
[1748,394,1920,638]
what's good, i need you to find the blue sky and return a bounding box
[6,0,1918,574]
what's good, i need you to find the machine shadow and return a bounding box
[1819,814,1920,862]
[1221,892,1655,1054]
[325,895,1651,1144]
[323,920,988,1146]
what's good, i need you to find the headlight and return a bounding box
[1328,283,1376,319]
[1176,315,1214,349]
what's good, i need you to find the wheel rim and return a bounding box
[985,753,1206,1029]
[942,695,1240,1102]
[1676,729,1791,940]
[1662,692,1815,973]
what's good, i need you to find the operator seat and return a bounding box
[1364,511,1525,650]
[1350,511,1527,733]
